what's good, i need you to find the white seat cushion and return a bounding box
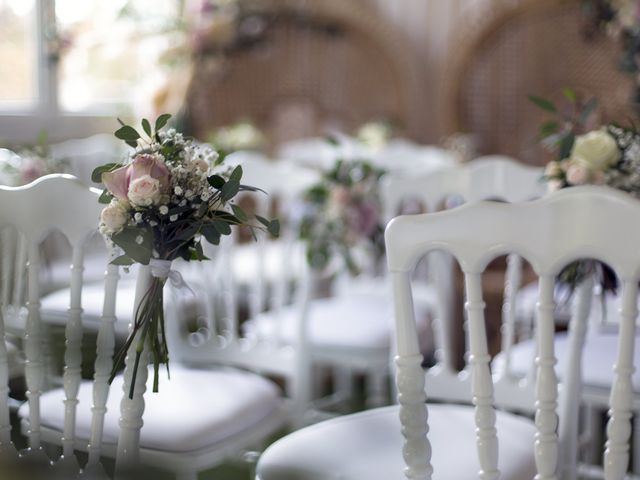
[256,404,536,480]
[245,292,432,352]
[19,364,283,453]
[494,331,640,391]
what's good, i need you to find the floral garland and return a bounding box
[298,159,385,277]
[93,113,278,396]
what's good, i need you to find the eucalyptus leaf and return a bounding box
[267,219,280,237]
[141,118,152,137]
[559,133,575,159]
[91,163,122,184]
[208,174,225,189]
[111,227,152,264]
[539,121,560,137]
[580,97,598,124]
[528,95,557,113]
[115,125,140,141]
[230,165,243,182]
[201,224,221,245]
[155,113,171,131]
[98,189,113,204]
[221,180,240,200]
[111,255,135,266]
[231,204,248,221]
[562,87,577,103]
[211,220,232,235]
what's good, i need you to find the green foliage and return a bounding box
[91,163,122,184]
[528,95,557,113]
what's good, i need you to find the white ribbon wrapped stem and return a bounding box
[149,259,194,295]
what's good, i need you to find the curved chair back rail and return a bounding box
[385,186,640,479]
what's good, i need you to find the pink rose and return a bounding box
[102,154,170,202]
[351,201,380,237]
[20,158,45,184]
[128,175,162,207]
[565,162,590,185]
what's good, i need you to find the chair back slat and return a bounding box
[60,245,85,462]
[0,306,15,454]
[86,261,120,468]
[604,278,639,479]
[385,186,640,479]
[463,272,499,478]
[498,253,522,373]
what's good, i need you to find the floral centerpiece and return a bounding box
[298,158,385,276]
[93,114,278,396]
[532,89,634,291]
[356,121,393,151]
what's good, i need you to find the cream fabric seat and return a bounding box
[256,404,536,480]
[19,364,283,453]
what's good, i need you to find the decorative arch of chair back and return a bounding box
[184,0,420,148]
[441,0,636,165]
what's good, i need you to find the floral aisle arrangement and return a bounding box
[208,120,266,154]
[298,159,386,276]
[0,132,68,186]
[532,90,634,291]
[582,0,640,109]
[93,114,279,396]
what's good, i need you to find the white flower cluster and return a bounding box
[604,126,640,198]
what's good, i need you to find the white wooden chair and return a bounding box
[1,175,307,480]
[257,185,640,479]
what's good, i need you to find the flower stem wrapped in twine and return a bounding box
[109,259,188,398]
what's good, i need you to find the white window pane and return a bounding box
[0,0,36,108]
[56,0,179,113]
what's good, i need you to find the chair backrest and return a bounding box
[385,186,640,479]
[0,175,148,476]
[380,157,545,386]
[165,158,317,421]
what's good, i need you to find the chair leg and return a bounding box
[633,413,640,475]
[332,365,354,404]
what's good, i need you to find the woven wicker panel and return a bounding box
[449,0,635,165]
[186,3,412,148]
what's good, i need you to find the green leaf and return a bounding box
[211,220,232,235]
[579,97,598,124]
[221,180,240,200]
[115,125,140,141]
[562,87,577,103]
[267,219,280,237]
[231,204,248,222]
[111,255,135,266]
[191,241,208,261]
[111,227,152,265]
[141,118,152,137]
[201,224,221,245]
[155,113,172,131]
[117,118,126,127]
[528,95,557,113]
[208,174,225,189]
[98,189,113,204]
[559,133,575,159]
[230,165,243,182]
[214,149,227,166]
[91,163,122,184]
[539,121,560,137]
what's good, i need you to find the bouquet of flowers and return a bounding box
[0,132,68,186]
[93,114,279,396]
[532,90,635,292]
[298,159,385,276]
[208,121,266,154]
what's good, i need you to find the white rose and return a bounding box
[100,201,129,234]
[570,130,620,172]
[127,175,161,207]
[544,161,563,178]
[565,161,590,185]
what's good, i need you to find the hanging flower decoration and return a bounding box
[0,132,68,186]
[531,89,637,293]
[298,158,386,276]
[93,113,279,397]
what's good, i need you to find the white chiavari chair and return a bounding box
[257,186,640,480]
[3,174,309,480]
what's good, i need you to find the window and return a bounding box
[0,0,37,109]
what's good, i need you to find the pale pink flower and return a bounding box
[547,179,563,193]
[100,200,129,234]
[128,175,162,207]
[544,161,562,178]
[103,154,170,201]
[565,162,590,185]
[19,158,45,184]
